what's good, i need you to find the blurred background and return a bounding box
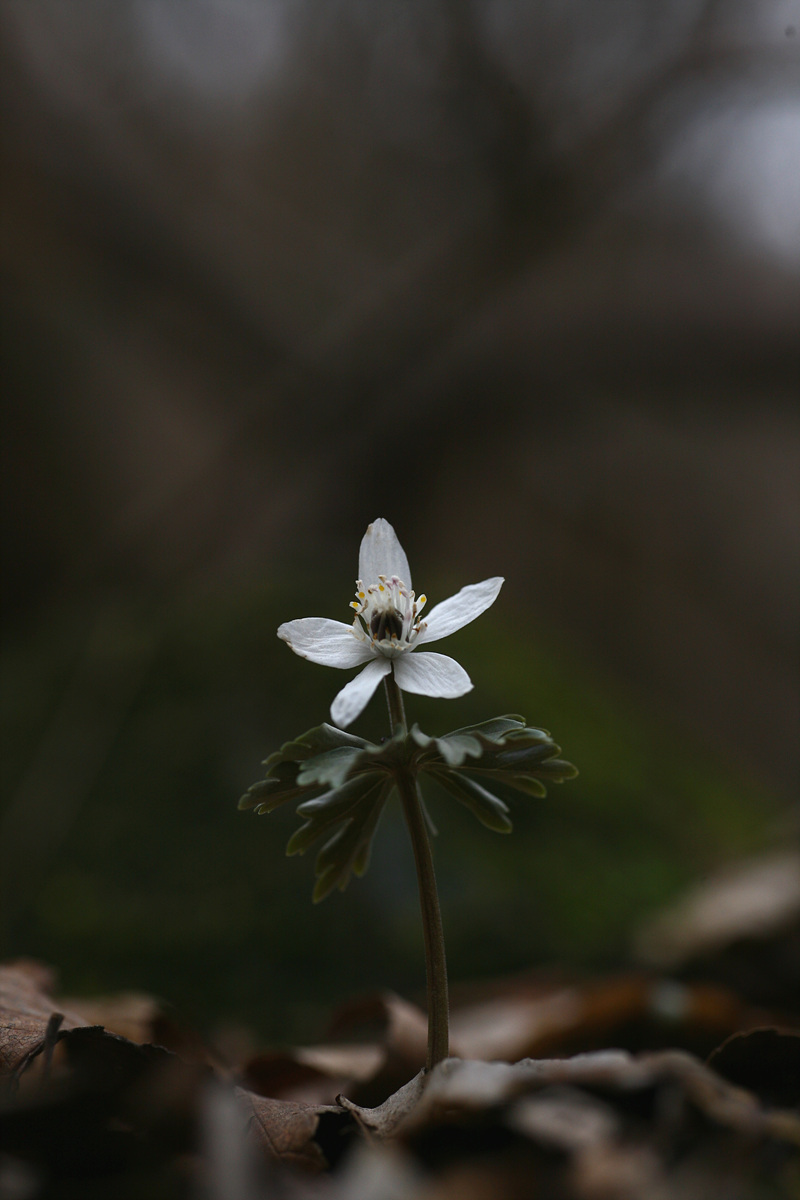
[2,0,798,1047]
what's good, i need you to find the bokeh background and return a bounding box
[2,0,798,1046]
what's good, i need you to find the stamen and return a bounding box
[352,573,426,657]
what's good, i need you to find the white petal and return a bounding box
[393,652,472,698]
[278,618,374,668]
[358,519,412,588]
[330,658,392,727]
[417,577,504,644]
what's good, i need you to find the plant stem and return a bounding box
[384,672,450,1070]
[384,669,407,734]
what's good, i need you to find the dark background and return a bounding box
[2,0,798,1045]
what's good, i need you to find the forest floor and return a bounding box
[2,850,799,1200]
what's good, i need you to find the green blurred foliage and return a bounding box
[0,581,777,1045]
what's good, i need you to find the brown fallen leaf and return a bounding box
[242,970,796,1120]
[56,989,163,1046]
[634,850,800,1012]
[1,960,354,1185]
[0,1025,209,1184]
[635,850,800,968]
[341,1051,800,1147]
[708,1026,800,1109]
[326,990,430,1105]
[337,1070,428,1140]
[237,1088,349,1172]
[506,1086,620,1152]
[449,971,795,1063]
[5,959,799,1200]
[60,988,220,1068]
[241,991,429,1108]
[336,1053,800,1200]
[0,960,87,1076]
[243,1042,383,1106]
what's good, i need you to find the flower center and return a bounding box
[350,575,427,658]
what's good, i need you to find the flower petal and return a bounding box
[278,619,374,668]
[358,519,412,588]
[330,658,392,727]
[393,652,472,698]
[417,577,504,644]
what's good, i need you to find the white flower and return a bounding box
[278,519,504,728]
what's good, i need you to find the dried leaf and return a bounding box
[237,1089,343,1172]
[239,993,428,1109]
[635,850,800,970]
[507,1087,620,1151]
[337,1070,427,1139]
[449,973,791,1064]
[707,1026,800,1109]
[342,1050,800,1153]
[0,960,86,1076]
[243,1044,383,1105]
[56,990,163,1047]
[325,992,430,1105]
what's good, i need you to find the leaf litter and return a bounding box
[2,868,800,1200]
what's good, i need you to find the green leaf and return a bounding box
[431,769,513,833]
[494,742,558,766]
[240,770,324,815]
[238,772,324,814]
[241,714,576,895]
[460,768,548,798]
[296,745,370,789]
[287,775,386,857]
[410,714,577,813]
[527,757,579,781]
[502,773,548,798]
[410,725,483,767]
[237,779,276,811]
[311,782,392,902]
[262,723,369,771]
[311,863,341,905]
[295,773,383,818]
[444,715,529,742]
[242,724,378,815]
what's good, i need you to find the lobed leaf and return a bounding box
[238,772,324,814]
[296,745,370,789]
[241,714,576,890]
[311,782,393,902]
[412,715,577,817]
[242,724,376,814]
[262,723,370,770]
[288,775,386,857]
[443,715,530,742]
[431,769,513,833]
[409,725,482,767]
[458,767,548,798]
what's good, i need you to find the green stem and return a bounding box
[384,672,450,1070]
[384,669,407,734]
